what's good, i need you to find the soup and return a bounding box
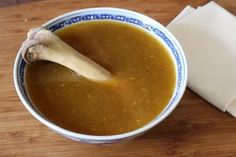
[25,21,176,135]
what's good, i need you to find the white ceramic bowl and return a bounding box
[14,7,187,144]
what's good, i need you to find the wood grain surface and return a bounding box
[0,0,42,8]
[0,0,236,156]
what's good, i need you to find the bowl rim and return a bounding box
[14,7,188,142]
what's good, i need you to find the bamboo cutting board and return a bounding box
[0,0,236,156]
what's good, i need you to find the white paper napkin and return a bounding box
[167,1,236,117]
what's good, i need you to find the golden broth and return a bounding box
[25,21,176,135]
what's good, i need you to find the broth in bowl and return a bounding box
[25,20,176,135]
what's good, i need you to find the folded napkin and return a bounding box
[167,1,236,117]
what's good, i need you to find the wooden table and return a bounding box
[0,0,42,8]
[0,0,236,156]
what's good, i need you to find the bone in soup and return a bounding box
[25,21,176,135]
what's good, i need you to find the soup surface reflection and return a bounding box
[25,21,176,135]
